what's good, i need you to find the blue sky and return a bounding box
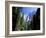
[21,7,37,15]
[20,7,38,21]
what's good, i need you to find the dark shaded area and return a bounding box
[12,7,21,31]
[32,8,40,30]
[28,8,40,30]
[12,7,17,31]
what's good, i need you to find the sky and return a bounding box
[20,7,38,21]
[21,7,37,15]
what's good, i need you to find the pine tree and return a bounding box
[12,7,22,31]
[19,13,25,31]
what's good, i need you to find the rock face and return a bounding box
[31,8,40,30]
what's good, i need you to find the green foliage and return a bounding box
[12,7,33,31]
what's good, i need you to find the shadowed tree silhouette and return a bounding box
[31,8,40,30]
[12,7,22,31]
